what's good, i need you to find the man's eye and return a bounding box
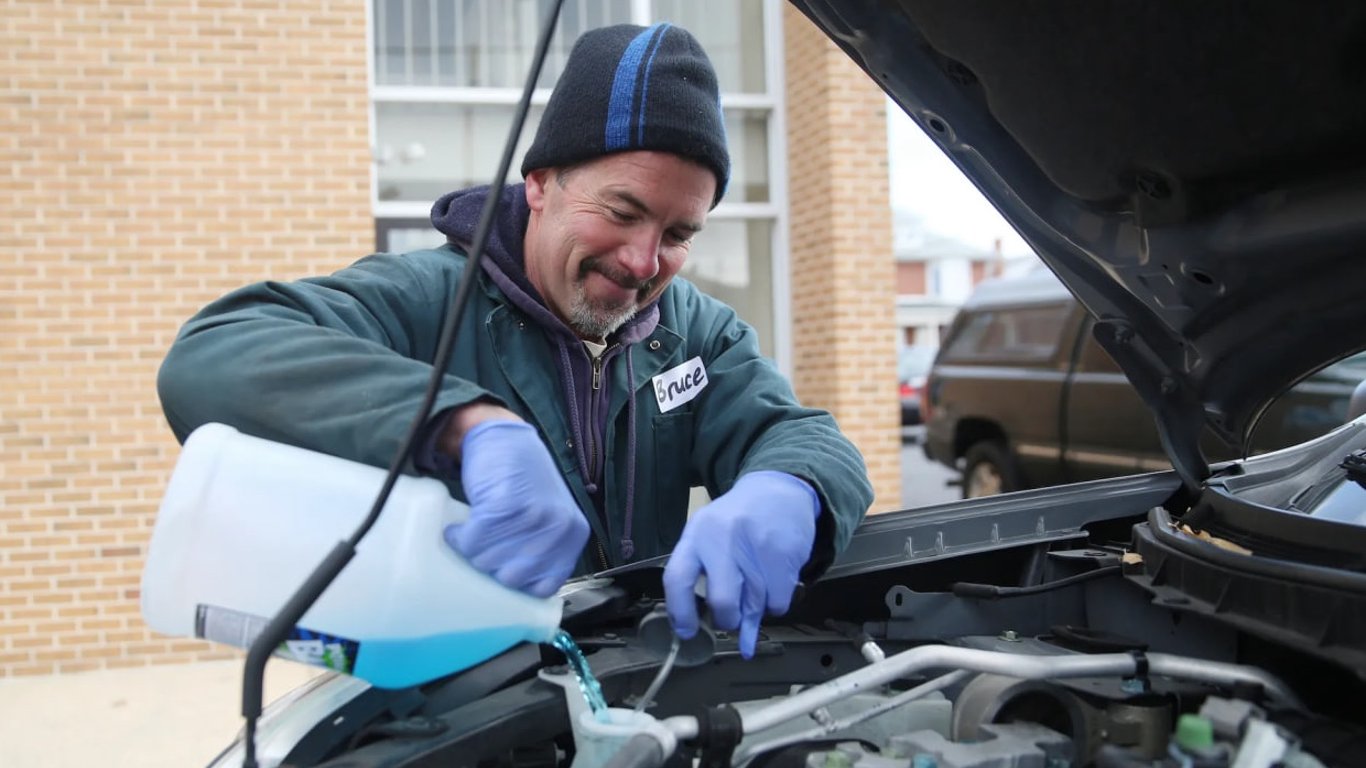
[607,208,635,222]
[665,231,693,246]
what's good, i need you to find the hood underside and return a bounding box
[792,0,1366,487]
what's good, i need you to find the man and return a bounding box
[157,23,872,658]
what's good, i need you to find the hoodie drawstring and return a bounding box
[555,338,597,495]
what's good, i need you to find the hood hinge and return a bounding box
[1094,319,1211,493]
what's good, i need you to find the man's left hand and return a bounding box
[662,471,819,658]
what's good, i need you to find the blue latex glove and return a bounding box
[662,470,820,658]
[442,420,589,598]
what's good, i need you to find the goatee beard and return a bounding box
[566,257,653,340]
[566,289,638,340]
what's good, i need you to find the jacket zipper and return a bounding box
[584,345,616,484]
[591,534,609,572]
[583,345,616,572]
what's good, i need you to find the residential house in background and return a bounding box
[893,208,1022,350]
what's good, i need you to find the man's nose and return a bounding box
[617,231,662,283]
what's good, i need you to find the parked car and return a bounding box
[897,344,936,426]
[184,4,1366,767]
[924,269,1366,497]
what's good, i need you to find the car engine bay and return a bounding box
[216,423,1366,768]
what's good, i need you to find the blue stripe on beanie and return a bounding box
[605,25,665,151]
[636,24,671,145]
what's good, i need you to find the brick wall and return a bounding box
[0,0,372,677]
[896,261,927,295]
[783,7,901,513]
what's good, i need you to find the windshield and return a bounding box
[1250,350,1366,454]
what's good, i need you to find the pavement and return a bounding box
[900,425,960,507]
[0,658,322,768]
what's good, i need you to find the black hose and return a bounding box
[602,733,666,768]
[951,565,1121,599]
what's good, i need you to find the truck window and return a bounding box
[941,304,1072,363]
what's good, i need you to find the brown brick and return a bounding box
[784,6,900,513]
[34,649,79,663]
[104,657,150,670]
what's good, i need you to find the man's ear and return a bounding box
[524,168,552,212]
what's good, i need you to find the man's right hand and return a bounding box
[441,413,589,598]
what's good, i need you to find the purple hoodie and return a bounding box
[427,184,659,563]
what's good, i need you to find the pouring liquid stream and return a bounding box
[550,630,610,722]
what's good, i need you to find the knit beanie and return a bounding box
[521,23,730,207]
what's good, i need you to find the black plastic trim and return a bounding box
[1185,485,1366,572]
[1127,509,1366,675]
[1148,507,1366,595]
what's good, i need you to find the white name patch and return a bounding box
[652,356,709,413]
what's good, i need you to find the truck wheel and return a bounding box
[963,440,1017,499]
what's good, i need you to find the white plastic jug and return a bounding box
[140,422,564,689]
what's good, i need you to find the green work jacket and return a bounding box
[158,244,872,577]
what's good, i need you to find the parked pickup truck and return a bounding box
[923,269,1366,497]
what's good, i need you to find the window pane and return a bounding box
[679,218,774,356]
[377,220,446,252]
[375,0,406,84]
[375,103,544,202]
[1003,306,1070,351]
[407,0,432,84]
[941,304,1070,362]
[724,109,769,204]
[650,0,767,93]
[940,312,992,362]
[540,0,635,87]
[374,0,634,88]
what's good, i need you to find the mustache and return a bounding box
[578,257,656,295]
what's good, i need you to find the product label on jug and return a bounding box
[195,604,359,674]
[281,629,359,674]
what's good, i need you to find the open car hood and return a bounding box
[791,0,1366,488]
